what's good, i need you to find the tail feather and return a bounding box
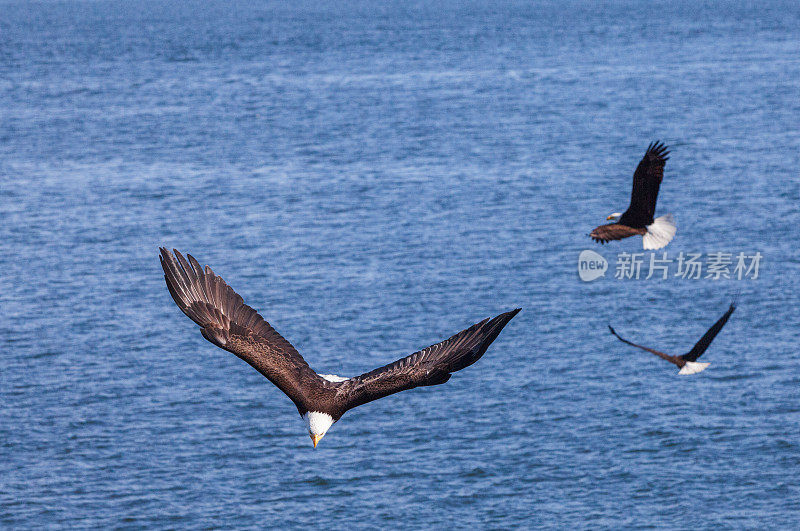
[678,361,710,375]
[643,214,676,250]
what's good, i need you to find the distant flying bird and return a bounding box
[590,141,677,250]
[608,301,736,375]
[159,248,520,448]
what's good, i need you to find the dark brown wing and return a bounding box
[160,248,325,412]
[680,302,736,362]
[608,325,681,367]
[334,309,520,414]
[619,141,670,228]
[590,223,646,244]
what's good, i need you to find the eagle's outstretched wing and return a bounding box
[335,309,520,413]
[608,325,681,366]
[681,302,736,362]
[160,248,325,412]
[620,141,670,228]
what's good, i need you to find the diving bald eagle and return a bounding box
[590,141,676,250]
[159,248,520,448]
[608,301,736,375]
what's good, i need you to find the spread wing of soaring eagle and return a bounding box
[608,301,737,375]
[159,248,520,447]
[590,141,677,250]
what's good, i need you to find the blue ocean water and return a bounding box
[2,0,799,527]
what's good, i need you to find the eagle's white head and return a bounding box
[606,212,623,221]
[303,411,335,448]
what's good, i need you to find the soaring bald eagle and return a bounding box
[590,141,676,250]
[608,301,736,375]
[159,248,520,447]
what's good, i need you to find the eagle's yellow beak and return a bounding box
[606,214,616,220]
[311,434,322,448]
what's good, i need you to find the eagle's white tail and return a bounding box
[643,214,676,250]
[678,361,710,375]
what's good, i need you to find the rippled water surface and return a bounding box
[2,0,799,528]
